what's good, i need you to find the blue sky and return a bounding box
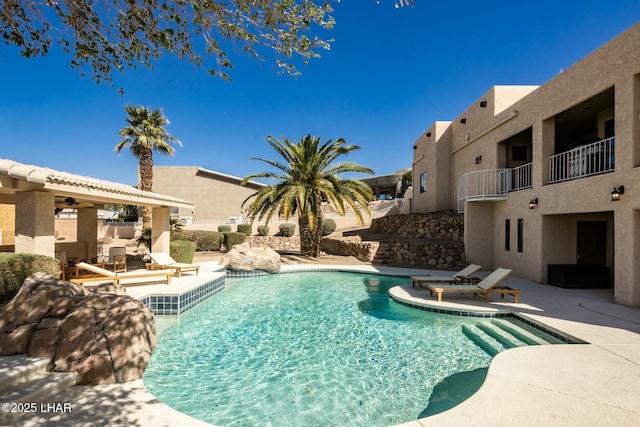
[2,1,639,187]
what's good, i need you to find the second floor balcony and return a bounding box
[548,137,615,183]
[457,163,532,212]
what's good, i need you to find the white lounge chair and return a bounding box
[427,268,519,302]
[145,252,200,277]
[70,262,174,285]
[411,264,482,287]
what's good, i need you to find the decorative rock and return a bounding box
[0,272,156,385]
[219,242,281,273]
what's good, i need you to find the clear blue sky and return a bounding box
[1,1,639,187]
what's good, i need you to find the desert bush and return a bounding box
[179,230,223,251]
[224,232,246,249]
[321,218,337,236]
[257,225,269,236]
[237,224,252,236]
[217,224,232,233]
[0,253,61,308]
[169,240,196,264]
[279,223,296,237]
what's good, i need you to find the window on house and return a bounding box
[505,219,511,251]
[517,219,524,252]
[420,173,427,193]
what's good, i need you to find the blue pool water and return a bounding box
[143,272,494,426]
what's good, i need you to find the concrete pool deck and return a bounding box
[7,262,640,427]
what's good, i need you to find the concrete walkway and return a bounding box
[6,265,640,427]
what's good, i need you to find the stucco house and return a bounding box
[411,22,640,306]
[152,166,265,223]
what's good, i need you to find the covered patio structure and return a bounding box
[0,159,194,261]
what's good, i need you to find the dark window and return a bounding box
[512,146,528,161]
[517,219,524,252]
[420,173,427,193]
[505,219,511,251]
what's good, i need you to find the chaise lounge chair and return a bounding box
[411,264,483,287]
[427,268,519,303]
[145,252,200,277]
[69,262,174,286]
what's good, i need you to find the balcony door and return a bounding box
[577,221,606,266]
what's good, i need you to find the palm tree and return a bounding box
[116,105,181,226]
[242,134,374,257]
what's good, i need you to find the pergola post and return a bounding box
[151,207,170,254]
[14,191,55,257]
[77,207,98,261]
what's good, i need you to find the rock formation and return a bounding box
[219,242,281,273]
[0,273,156,385]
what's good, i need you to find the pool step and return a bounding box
[463,319,561,356]
[491,319,563,345]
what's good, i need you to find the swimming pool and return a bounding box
[143,272,503,426]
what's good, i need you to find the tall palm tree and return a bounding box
[116,105,181,226]
[242,134,374,257]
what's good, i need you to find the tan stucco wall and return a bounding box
[153,166,263,222]
[0,204,15,245]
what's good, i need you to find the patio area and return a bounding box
[5,262,640,427]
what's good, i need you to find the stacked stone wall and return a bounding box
[320,238,465,269]
[369,212,464,241]
[246,236,301,251]
[245,212,465,270]
[322,212,465,269]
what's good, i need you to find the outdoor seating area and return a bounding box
[411,264,482,287]
[69,262,174,286]
[145,252,200,277]
[426,267,519,303]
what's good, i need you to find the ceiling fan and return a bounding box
[54,196,94,209]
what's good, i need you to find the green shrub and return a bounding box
[178,230,223,251]
[197,231,224,251]
[218,224,232,233]
[279,223,296,237]
[237,223,252,236]
[0,253,61,308]
[257,225,269,236]
[169,240,196,264]
[224,232,246,249]
[321,218,337,236]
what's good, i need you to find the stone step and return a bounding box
[0,371,77,403]
[0,355,50,393]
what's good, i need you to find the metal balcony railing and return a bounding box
[457,163,532,212]
[548,137,615,183]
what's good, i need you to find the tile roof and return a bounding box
[0,159,194,208]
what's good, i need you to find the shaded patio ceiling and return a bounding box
[0,159,194,210]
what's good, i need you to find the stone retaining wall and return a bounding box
[323,212,465,269]
[320,238,465,269]
[246,236,301,251]
[369,212,464,241]
[245,212,466,270]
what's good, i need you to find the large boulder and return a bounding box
[219,242,281,273]
[0,273,155,385]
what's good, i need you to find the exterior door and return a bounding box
[577,221,606,266]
